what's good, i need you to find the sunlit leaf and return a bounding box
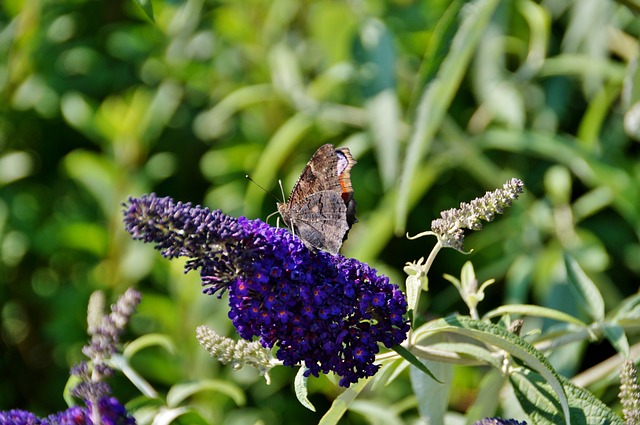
[166,380,246,408]
[294,367,316,412]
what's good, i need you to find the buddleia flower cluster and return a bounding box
[122,194,409,387]
[431,178,525,251]
[0,289,139,425]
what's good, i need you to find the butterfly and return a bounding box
[277,144,357,255]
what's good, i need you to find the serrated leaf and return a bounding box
[393,344,442,383]
[564,254,605,322]
[510,369,624,425]
[295,367,316,412]
[165,380,246,408]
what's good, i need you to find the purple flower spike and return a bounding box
[472,419,527,425]
[0,410,41,425]
[0,397,135,425]
[123,194,409,386]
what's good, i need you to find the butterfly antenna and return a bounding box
[245,175,282,203]
[278,179,286,202]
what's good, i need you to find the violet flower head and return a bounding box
[0,410,41,425]
[123,194,409,386]
[0,397,134,425]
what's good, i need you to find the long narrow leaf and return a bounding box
[483,304,589,328]
[415,316,572,425]
[396,0,501,231]
[393,344,441,383]
[319,378,368,425]
[564,254,605,322]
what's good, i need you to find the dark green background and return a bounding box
[1,0,638,422]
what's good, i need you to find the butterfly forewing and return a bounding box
[276,144,357,254]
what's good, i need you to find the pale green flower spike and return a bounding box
[196,325,275,384]
[620,359,640,425]
[404,179,524,320]
[430,178,525,252]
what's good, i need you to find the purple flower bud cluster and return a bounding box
[123,194,409,386]
[0,397,135,425]
[81,289,141,383]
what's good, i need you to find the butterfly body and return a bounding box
[277,144,357,255]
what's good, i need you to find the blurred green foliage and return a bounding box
[1,0,639,422]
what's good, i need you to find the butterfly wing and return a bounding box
[335,147,357,233]
[277,144,357,254]
[286,144,342,207]
[284,191,348,255]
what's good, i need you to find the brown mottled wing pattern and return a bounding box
[277,144,357,255]
[282,192,348,255]
[285,144,341,207]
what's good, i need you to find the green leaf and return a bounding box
[602,322,630,357]
[426,342,501,368]
[510,369,624,425]
[151,407,203,425]
[392,344,442,383]
[611,293,640,321]
[349,399,404,425]
[483,304,590,329]
[62,150,117,215]
[166,380,246,408]
[319,378,368,425]
[395,0,501,231]
[405,273,424,319]
[465,369,506,422]
[123,333,177,358]
[133,0,155,22]
[409,358,452,425]
[564,254,605,322]
[110,354,158,399]
[294,367,316,412]
[63,374,82,407]
[352,19,400,188]
[412,316,571,425]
